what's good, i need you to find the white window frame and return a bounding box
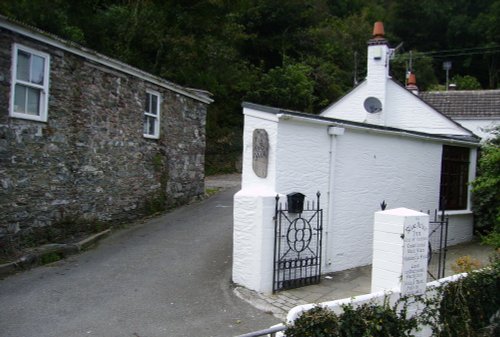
[9,43,50,122]
[143,90,161,139]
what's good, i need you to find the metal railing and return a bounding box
[236,324,286,337]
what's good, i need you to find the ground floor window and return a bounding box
[440,145,470,210]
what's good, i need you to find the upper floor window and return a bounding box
[10,44,50,122]
[439,145,470,210]
[144,90,160,139]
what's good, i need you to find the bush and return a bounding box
[433,254,500,336]
[471,126,500,242]
[286,256,500,337]
[286,300,418,337]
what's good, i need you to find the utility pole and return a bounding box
[443,61,452,90]
[354,51,358,86]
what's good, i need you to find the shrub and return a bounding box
[286,300,418,337]
[434,255,500,336]
[451,256,483,274]
[472,126,500,241]
[286,256,500,337]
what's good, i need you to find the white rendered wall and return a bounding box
[446,213,474,245]
[233,192,276,293]
[275,119,331,200]
[321,82,370,123]
[384,81,471,136]
[240,108,279,192]
[322,81,471,137]
[326,129,442,272]
[453,119,499,141]
[233,108,280,293]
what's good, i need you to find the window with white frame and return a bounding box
[10,44,50,122]
[143,90,160,139]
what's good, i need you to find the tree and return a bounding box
[391,52,438,90]
[450,74,482,89]
[246,62,316,112]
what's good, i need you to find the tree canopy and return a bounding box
[1,0,499,172]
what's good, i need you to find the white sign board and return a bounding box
[401,219,429,296]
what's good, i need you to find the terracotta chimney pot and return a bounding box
[407,72,417,86]
[406,72,419,95]
[373,22,385,39]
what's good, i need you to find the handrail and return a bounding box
[235,324,286,337]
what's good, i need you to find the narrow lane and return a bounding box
[0,187,277,337]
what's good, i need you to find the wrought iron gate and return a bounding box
[427,209,449,280]
[273,192,323,293]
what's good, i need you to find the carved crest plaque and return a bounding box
[252,129,269,178]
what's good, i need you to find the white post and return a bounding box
[232,189,276,294]
[371,208,429,294]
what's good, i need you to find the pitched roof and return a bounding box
[420,90,500,119]
[243,102,480,145]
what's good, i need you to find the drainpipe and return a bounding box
[326,126,345,267]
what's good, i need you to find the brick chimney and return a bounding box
[406,72,419,95]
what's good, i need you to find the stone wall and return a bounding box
[0,28,208,241]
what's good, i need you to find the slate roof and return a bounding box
[420,90,500,119]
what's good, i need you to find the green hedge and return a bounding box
[286,254,500,337]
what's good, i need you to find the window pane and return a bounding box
[145,93,151,113]
[14,84,27,113]
[151,94,158,115]
[27,87,41,116]
[144,115,149,134]
[17,50,30,81]
[149,116,156,135]
[31,55,45,85]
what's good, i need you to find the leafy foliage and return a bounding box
[427,254,500,336]
[1,0,499,173]
[471,126,500,239]
[286,256,500,336]
[391,52,438,90]
[246,62,316,112]
[451,255,483,273]
[286,300,418,337]
[451,75,482,90]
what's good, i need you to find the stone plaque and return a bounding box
[252,129,269,178]
[401,219,429,296]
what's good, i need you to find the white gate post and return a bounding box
[371,208,429,294]
[232,189,276,294]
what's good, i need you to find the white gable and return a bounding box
[385,81,471,136]
[321,82,369,123]
[321,80,472,136]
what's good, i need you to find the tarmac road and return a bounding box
[0,187,277,337]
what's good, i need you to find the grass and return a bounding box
[205,187,222,197]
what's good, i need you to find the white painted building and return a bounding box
[233,22,480,294]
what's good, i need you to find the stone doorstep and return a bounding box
[0,229,112,278]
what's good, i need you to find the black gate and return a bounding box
[427,209,449,280]
[273,192,323,293]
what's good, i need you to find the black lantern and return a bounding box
[287,192,305,214]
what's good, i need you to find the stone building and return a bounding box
[0,16,212,243]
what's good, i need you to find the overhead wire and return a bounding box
[393,45,500,61]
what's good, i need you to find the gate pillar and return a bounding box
[371,208,429,296]
[233,189,276,294]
